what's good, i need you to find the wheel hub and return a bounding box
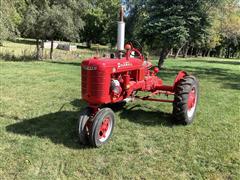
[188,88,196,110]
[187,87,197,118]
[99,118,110,140]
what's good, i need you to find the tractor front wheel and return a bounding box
[78,107,91,145]
[89,108,115,147]
[172,75,199,125]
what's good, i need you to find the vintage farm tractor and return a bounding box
[78,7,199,147]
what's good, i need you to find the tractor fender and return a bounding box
[173,71,188,90]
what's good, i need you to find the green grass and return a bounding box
[0,47,240,179]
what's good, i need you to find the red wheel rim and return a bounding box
[187,87,197,117]
[98,117,112,142]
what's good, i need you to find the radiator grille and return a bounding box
[82,69,107,98]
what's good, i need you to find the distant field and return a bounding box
[0,41,239,179]
[0,40,110,61]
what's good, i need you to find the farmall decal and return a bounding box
[82,66,97,70]
[117,62,133,68]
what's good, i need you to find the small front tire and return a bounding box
[78,108,91,145]
[89,108,115,147]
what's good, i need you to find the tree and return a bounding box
[82,0,120,48]
[0,0,22,45]
[20,4,46,59]
[126,0,239,64]
[124,0,148,42]
[44,4,85,59]
[20,0,86,59]
[142,0,197,67]
[219,0,240,58]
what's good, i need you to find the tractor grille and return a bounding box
[82,69,107,98]
[81,69,88,96]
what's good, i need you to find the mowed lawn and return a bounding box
[0,56,239,179]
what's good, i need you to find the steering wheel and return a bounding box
[126,40,143,53]
[125,44,144,61]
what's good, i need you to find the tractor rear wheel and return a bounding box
[89,108,115,147]
[172,75,199,125]
[78,107,91,145]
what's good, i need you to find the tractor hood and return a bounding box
[81,57,144,73]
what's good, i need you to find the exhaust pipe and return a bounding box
[117,6,125,52]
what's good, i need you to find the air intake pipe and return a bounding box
[117,6,125,52]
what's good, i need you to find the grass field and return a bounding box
[0,43,240,179]
[0,40,109,61]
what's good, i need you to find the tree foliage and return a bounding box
[82,0,120,47]
[19,0,87,59]
[0,0,22,43]
[126,0,240,66]
[136,0,210,67]
[219,0,240,57]
[0,0,239,60]
[21,0,86,41]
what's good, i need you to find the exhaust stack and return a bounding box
[117,6,125,51]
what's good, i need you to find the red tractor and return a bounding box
[78,7,199,147]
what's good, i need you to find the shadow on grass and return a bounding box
[47,61,81,66]
[6,99,173,149]
[6,111,85,149]
[185,59,240,66]
[119,104,173,127]
[6,99,90,149]
[158,65,239,90]
[185,66,239,90]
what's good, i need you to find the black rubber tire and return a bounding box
[172,75,199,125]
[78,107,91,145]
[89,108,115,147]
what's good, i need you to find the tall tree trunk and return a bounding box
[196,49,200,57]
[41,39,44,59]
[231,48,237,58]
[193,48,198,57]
[183,46,189,58]
[215,46,221,57]
[204,50,208,57]
[174,45,184,59]
[36,38,40,60]
[87,40,92,48]
[225,46,230,58]
[237,52,240,59]
[167,48,173,58]
[188,47,193,57]
[158,48,169,68]
[174,48,181,59]
[50,39,54,59]
[207,49,211,57]
[191,48,195,56]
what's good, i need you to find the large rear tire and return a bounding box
[89,108,115,147]
[172,75,199,125]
